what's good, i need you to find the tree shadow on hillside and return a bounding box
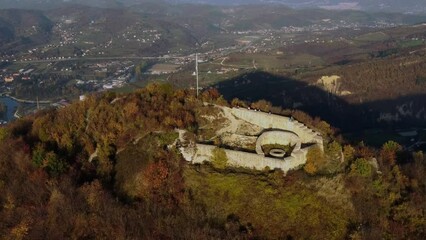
[212,71,426,133]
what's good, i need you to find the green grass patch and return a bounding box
[184,166,351,239]
[399,39,425,48]
[355,32,390,42]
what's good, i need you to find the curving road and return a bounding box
[15,56,188,64]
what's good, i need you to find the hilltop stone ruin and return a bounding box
[179,105,324,173]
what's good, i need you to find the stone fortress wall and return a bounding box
[192,144,315,173]
[230,108,323,149]
[180,106,324,173]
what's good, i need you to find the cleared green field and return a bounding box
[279,53,324,67]
[355,32,390,42]
[223,53,324,71]
[399,39,425,48]
[166,63,249,87]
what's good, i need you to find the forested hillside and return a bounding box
[0,9,53,52]
[0,84,425,239]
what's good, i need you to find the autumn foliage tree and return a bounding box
[250,99,272,112]
[380,140,402,168]
[304,145,325,175]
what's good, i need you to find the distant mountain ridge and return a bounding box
[0,0,125,9]
[0,0,425,14]
[166,0,426,13]
[0,2,425,53]
[1,1,426,56]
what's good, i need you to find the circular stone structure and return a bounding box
[255,130,302,155]
[269,148,286,158]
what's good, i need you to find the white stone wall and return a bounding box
[230,108,323,149]
[192,144,315,173]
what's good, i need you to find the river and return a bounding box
[0,96,32,122]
